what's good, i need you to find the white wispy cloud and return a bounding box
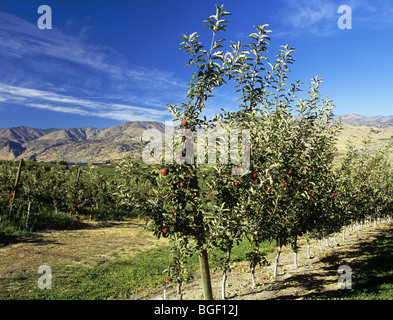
[284,0,337,28]
[272,0,338,37]
[0,83,169,122]
[0,11,185,122]
[274,0,393,38]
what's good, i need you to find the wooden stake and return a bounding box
[76,167,81,184]
[12,159,24,200]
[26,201,31,228]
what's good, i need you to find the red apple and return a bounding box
[162,227,169,234]
[252,173,257,179]
[161,168,168,176]
[181,119,188,127]
[179,182,185,188]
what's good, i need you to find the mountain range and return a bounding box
[0,122,165,163]
[332,113,393,126]
[0,114,392,163]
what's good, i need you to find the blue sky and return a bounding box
[0,0,392,129]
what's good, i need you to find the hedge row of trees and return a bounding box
[115,5,393,300]
[0,161,121,230]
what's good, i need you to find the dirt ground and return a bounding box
[140,221,393,300]
[1,218,391,300]
[0,219,166,279]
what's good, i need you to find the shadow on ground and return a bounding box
[279,228,393,300]
[227,225,393,300]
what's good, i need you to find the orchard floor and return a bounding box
[0,219,167,280]
[0,218,392,300]
[144,221,393,300]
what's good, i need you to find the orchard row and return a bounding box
[115,108,393,299]
[114,5,393,300]
[0,161,126,230]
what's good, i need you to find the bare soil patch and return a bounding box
[0,219,166,279]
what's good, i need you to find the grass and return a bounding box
[0,245,172,300]
[0,237,274,300]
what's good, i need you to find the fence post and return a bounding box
[71,167,82,216]
[76,167,81,184]
[26,201,32,228]
[12,159,24,200]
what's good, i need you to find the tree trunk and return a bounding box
[292,236,298,268]
[273,246,281,279]
[251,266,256,287]
[221,248,231,299]
[293,251,298,268]
[222,272,227,300]
[199,249,213,300]
[177,281,183,300]
[306,239,311,259]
